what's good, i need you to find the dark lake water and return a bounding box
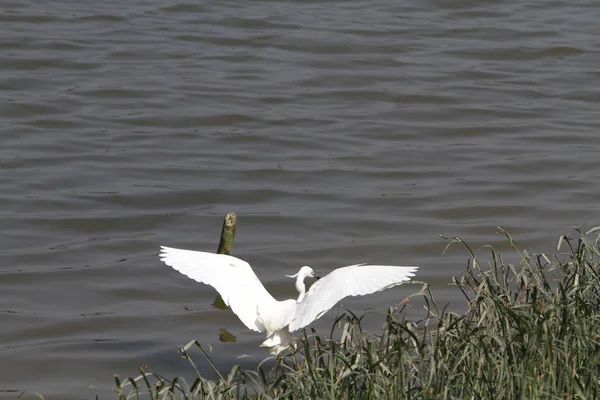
[2,0,600,398]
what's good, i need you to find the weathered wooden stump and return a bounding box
[212,212,236,311]
[216,212,237,256]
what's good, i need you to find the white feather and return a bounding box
[160,246,276,332]
[288,264,417,332]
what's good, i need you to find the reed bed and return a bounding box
[112,228,600,399]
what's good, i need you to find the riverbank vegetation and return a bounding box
[113,228,600,399]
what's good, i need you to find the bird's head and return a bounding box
[286,266,320,281]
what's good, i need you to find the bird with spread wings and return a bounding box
[160,246,417,354]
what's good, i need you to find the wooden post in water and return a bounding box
[216,212,237,255]
[213,212,237,311]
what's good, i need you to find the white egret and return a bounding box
[159,246,418,354]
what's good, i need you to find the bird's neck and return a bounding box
[295,278,306,302]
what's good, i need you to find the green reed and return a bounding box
[112,227,600,400]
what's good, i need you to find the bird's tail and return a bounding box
[260,329,292,355]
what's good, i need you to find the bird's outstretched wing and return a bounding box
[159,246,276,332]
[288,264,417,332]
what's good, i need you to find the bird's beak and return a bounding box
[314,275,321,280]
